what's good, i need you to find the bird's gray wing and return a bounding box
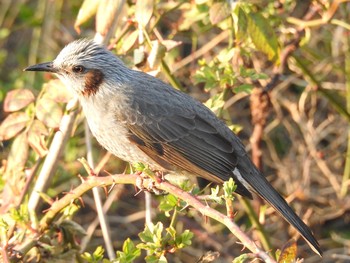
[116,78,322,255]
[117,88,253,198]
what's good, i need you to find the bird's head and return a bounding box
[25,39,127,98]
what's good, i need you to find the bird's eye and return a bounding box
[72,65,85,73]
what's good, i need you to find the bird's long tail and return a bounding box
[236,161,322,256]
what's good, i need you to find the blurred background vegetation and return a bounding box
[0,0,349,262]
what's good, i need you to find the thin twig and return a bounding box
[341,33,350,198]
[84,120,115,260]
[27,98,79,221]
[80,184,125,252]
[171,30,229,73]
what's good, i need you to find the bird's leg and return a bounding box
[134,170,166,195]
[154,171,165,183]
[144,171,166,195]
[135,172,145,192]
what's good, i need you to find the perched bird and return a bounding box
[25,39,321,255]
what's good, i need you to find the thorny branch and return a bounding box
[11,172,276,263]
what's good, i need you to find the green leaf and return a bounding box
[234,84,253,94]
[93,246,105,259]
[132,162,147,172]
[232,5,248,41]
[116,238,141,263]
[209,185,224,204]
[145,254,168,263]
[250,72,269,81]
[179,230,193,247]
[223,178,236,200]
[138,226,154,244]
[166,226,176,239]
[82,246,106,262]
[205,93,225,114]
[159,194,179,212]
[233,253,250,263]
[10,203,29,223]
[247,12,279,62]
[138,222,163,244]
[145,255,162,263]
[125,238,141,260]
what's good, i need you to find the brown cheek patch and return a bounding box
[82,69,104,97]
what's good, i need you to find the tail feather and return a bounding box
[236,163,322,256]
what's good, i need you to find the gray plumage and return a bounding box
[25,39,322,256]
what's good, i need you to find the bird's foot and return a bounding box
[135,171,166,195]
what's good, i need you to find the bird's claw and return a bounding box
[135,172,166,195]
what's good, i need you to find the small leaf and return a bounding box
[120,30,139,54]
[44,80,73,103]
[36,97,63,128]
[145,255,161,263]
[158,255,167,263]
[82,246,105,262]
[96,0,125,37]
[6,132,29,172]
[161,40,182,51]
[233,253,250,263]
[28,120,49,157]
[121,238,141,261]
[247,12,279,61]
[91,246,105,261]
[0,112,29,141]
[234,84,253,94]
[232,5,248,41]
[138,224,155,243]
[209,2,230,25]
[223,178,236,201]
[209,185,224,204]
[4,89,35,112]
[159,194,179,212]
[135,0,154,28]
[217,48,236,63]
[277,241,297,263]
[179,230,193,247]
[147,40,166,69]
[59,220,87,237]
[205,93,225,113]
[134,48,146,65]
[75,0,100,33]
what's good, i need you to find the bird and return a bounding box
[24,39,322,256]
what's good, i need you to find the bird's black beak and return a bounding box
[24,62,57,73]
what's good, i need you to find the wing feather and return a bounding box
[125,111,252,198]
